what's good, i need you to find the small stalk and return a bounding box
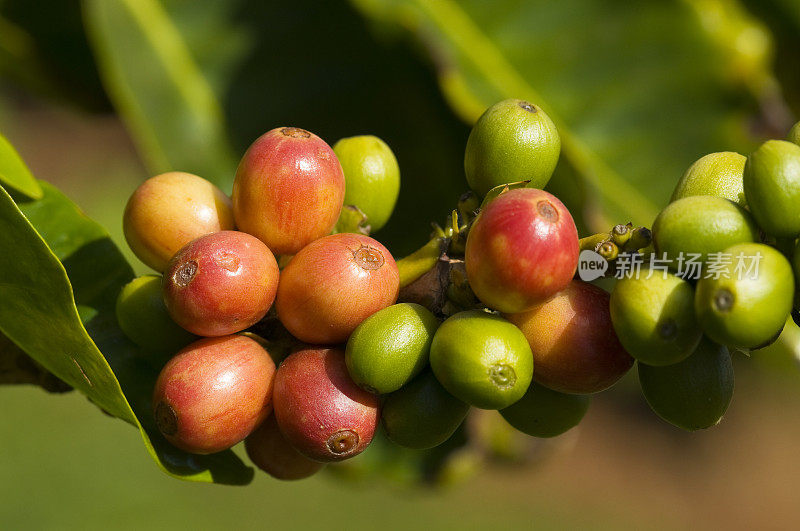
[397,237,446,288]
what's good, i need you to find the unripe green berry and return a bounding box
[333,135,400,232]
[670,151,746,206]
[744,140,800,239]
[464,99,560,197]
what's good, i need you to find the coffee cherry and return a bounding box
[273,348,380,462]
[163,231,279,337]
[245,415,325,481]
[500,381,590,438]
[638,337,734,431]
[115,275,196,357]
[670,151,746,206]
[506,280,633,394]
[464,99,560,197]
[744,139,800,239]
[653,195,758,268]
[231,127,345,255]
[610,270,702,366]
[276,233,399,344]
[788,121,800,146]
[465,188,578,314]
[694,243,794,349]
[345,303,439,394]
[430,310,533,410]
[153,335,276,454]
[123,172,234,272]
[333,135,400,232]
[382,370,469,449]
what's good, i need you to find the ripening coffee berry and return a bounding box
[123,172,235,272]
[276,233,399,344]
[464,98,560,197]
[163,231,279,337]
[273,348,380,462]
[245,415,325,480]
[506,280,633,394]
[152,335,276,454]
[465,188,578,313]
[231,127,345,255]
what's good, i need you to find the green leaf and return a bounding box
[0,180,253,484]
[82,0,238,190]
[352,0,773,228]
[0,132,42,199]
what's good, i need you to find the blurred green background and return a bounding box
[2,0,800,528]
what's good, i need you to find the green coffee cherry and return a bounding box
[670,151,746,206]
[382,371,470,449]
[464,99,560,197]
[652,195,758,266]
[333,135,400,232]
[345,303,439,394]
[638,337,734,431]
[788,121,800,146]
[499,382,589,438]
[694,243,794,349]
[115,275,196,358]
[610,270,702,366]
[430,310,533,410]
[743,140,800,238]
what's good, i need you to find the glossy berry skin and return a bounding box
[464,98,560,197]
[743,140,800,238]
[123,172,235,272]
[694,243,794,349]
[333,135,400,232]
[245,415,325,480]
[152,335,276,454]
[670,151,747,206]
[231,127,345,255]
[163,231,279,337]
[273,348,380,462]
[506,280,634,394]
[465,188,579,313]
[276,233,399,344]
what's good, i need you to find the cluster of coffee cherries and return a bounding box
[606,126,800,430]
[114,96,800,482]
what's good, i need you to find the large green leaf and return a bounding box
[0,179,253,484]
[0,132,41,199]
[352,0,776,228]
[82,0,237,189]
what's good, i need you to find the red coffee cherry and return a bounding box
[275,233,399,344]
[272,348,380,462]
[231,127,345,255]
[163,231,279,337]
[465,188,579,313]
[152,335,276,454]
[505,280,634,394]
